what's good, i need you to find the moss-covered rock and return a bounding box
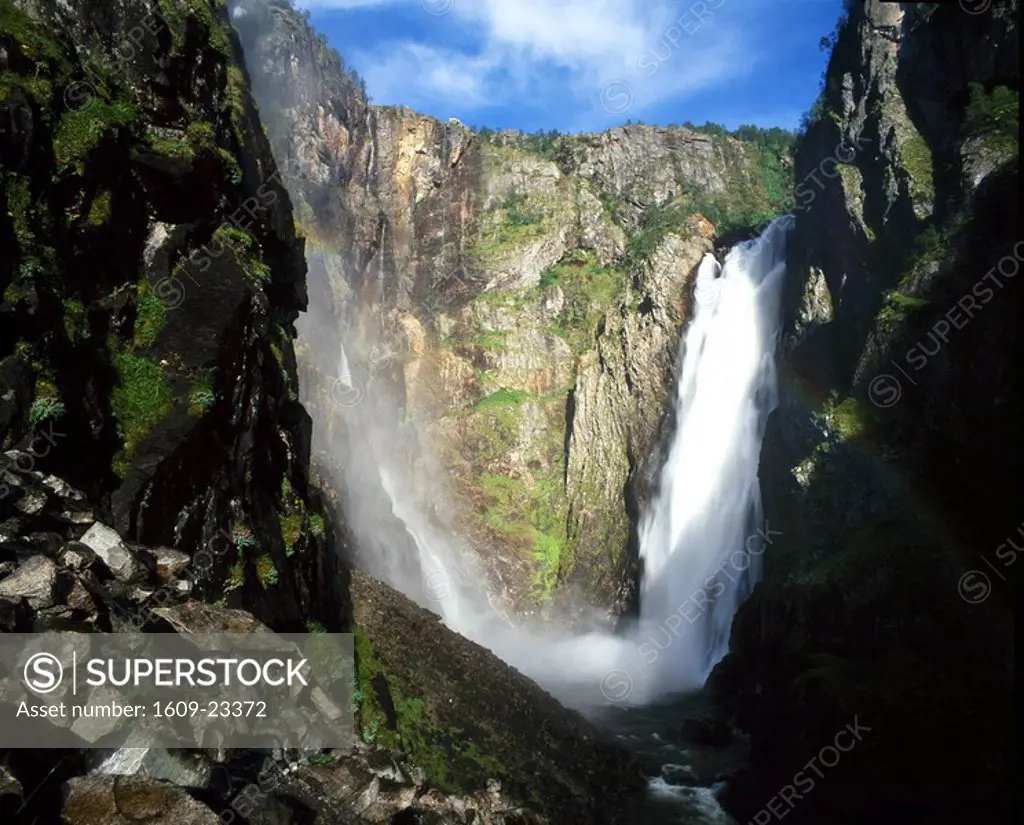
[349,570,645,821]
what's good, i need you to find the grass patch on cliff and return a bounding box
[187,369,216,417]
[54,98,137,172]
[111,352,174,462]
[817,393,889,447]
[5,171,57,282]
[877,289,929,328]
[899,133,935,209]
[278,512,303,557]
[467,330,509,353]
[133,280,167,348]
[469,391,526,463]
[0,3,66,65]
[254,554,279,588]
[29,381,66,425]
[475,387,531,412]
[214,225,271,285]
[543,253,627,354]
[481,473,566,600]
[156,0,232,56]
[964,83,1019,156]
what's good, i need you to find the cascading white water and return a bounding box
[303,215,792,709]
[632,215,792,693]
[336,342,352,389]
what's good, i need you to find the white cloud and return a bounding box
[298,0,767,128]
[358,42,496,109]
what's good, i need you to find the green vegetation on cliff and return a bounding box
[481,473,567,599]
[964,83,1019,155]
[110,352,174,466]
[542,252,627,353]
[352,625,509,793]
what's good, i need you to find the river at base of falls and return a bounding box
[589,692,746,824]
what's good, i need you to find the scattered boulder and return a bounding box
[0,554,58,608]
[660,763,699,786]
[59,542,97,571]
[61,775,222,825]
[144,547,192,583]
[79,523,143,584]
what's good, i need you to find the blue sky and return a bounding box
[295,0,845,134]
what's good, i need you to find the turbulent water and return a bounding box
[299,215,792,710]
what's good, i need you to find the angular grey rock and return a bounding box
[62,775,222,825]
[147,547,192,583]
[80,523,142,583]
[0,555,58,608]
[89,747,216,790]
[13,488,46,515]
[59,541,97,571]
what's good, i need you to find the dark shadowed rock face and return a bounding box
[713,2,1018,824]
[0,0,344,633]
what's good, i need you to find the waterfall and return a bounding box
[633,215,792,692]
[301,215,792,708]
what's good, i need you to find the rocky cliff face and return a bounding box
[1,2,646,822]
[713,2,1018,823]
[0,0,345,632]
[232,0,792,617]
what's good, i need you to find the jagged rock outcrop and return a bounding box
[713,3,1018,824]
[232,0,787,616]
[0,0,343,634]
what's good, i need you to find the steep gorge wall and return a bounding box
[714,2,1018,823]
[1,0,342,631]
[232,0,792,616]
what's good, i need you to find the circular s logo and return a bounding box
[957,571,991,604]
[600,668,633,703]
[24,652,64,694]
[600,80,633,115]
[868,374,901,408]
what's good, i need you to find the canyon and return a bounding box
[0,1,1018,824]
